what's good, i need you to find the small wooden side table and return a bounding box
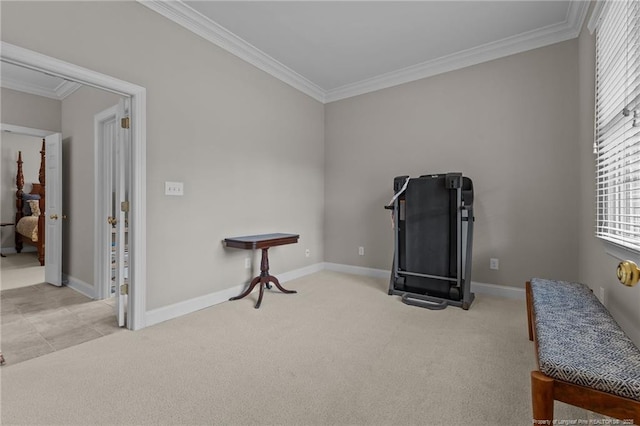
[224,233,299,309]
[0,223,14,258]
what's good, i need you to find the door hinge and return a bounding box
[120,283,129,295]
[121,117,130,129]
[121,201,130,213]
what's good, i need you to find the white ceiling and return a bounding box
[143,0,589,103]
[1,2,589,104]
[185,1,570,90]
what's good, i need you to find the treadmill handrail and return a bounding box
[397,270,459,283]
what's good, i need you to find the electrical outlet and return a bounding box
[165,181,184,196]
[358,246,365,256]
[244,257,251,269]
[305,249,310,258]
[490,258,499,270]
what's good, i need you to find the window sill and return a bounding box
[603,241,640,263]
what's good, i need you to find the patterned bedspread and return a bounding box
[530,278,640,401]
[16,216,38,242]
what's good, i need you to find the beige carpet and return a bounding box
[0,271,590,425]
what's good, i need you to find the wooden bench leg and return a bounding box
[526,281,533,341]
[532,371,554,424]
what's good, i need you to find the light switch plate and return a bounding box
[165,181,184,196]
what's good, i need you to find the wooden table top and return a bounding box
[224,233,299,250]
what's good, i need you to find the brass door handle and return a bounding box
[50,214,58,220]
[616,260,640,287]
[107,217,117,225]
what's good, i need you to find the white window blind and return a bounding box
[595,0,640,250]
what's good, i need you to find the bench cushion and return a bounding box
[530,278,640,401]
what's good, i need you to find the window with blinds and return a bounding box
[595,0,640,250]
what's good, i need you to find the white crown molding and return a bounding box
[0,76,60,100]
[1,42,144,97]
[1,72,82,100]
[0,123,54,137]
[325,0,590,102]
[55,80,82,99]
[587,1,608,34]
[137,0,326,103]
[566,0,591,30]
[138,0,588,104]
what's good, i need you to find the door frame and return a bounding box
[1,127,62,286]
[0,124,52,262]
[1,41,148,331]
[94,105,118,301]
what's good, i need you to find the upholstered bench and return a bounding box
[526,278,640,424]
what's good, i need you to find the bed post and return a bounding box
[38,139,46,213]
[39,139,45,188]
[38,139,46,210]
[37,139,45,266]
[15,151,24,198]
[15,151,24,253]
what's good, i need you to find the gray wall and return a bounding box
[576,19,640,345]
[61,85,123,285]
[5,2,635,345]
[325,40,580,288]
[1,1,325,310]
[1,87,62,133]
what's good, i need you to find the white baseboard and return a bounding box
[471,281,525,300]
[323,262,525,300]
[1,246,36,255]
[324,262,390,279]
[145,282,246,328]
[143,261,524,328]
[63,274,96,299]
[145,262,325,327]
[276,262,325,283]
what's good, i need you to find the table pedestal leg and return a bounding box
[229,247,297,309]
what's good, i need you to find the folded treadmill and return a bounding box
[385,173,475,310]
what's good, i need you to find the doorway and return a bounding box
[94,102,131,327]
[0,124,124,366]
[0,130,45,285]
[1,41,147,330]
[1,126,63,286]
[1,131,46,293]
